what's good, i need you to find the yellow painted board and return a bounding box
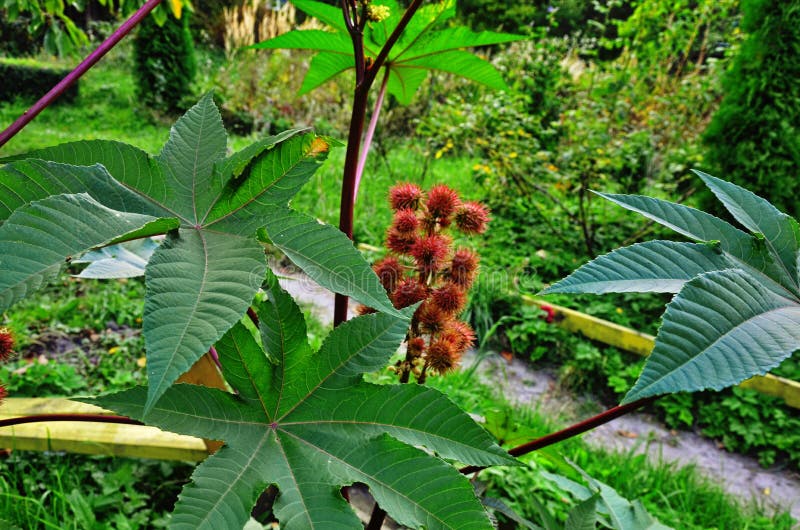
[0,398,208,461]
[524,296,800,409]
[523,295,656,356]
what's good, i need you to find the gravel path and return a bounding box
[275,267,800,522]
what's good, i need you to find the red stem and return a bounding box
[0,414,143,428]
[459,396,658,475]
[0,0,164,150]
[333,0,425,327]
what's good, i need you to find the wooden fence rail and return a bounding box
[523,295,800,409]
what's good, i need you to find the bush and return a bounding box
[0,57,78,103]
[133,11,197,113]
[703,0,800,217]
[0,13,40,56]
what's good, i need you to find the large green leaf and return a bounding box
[543,241,730,294]
[86,286,514,529]
[144,229,266,412]
[594,191,795,296]
[0,159,165,222]
[549,173,800,408]
[261,207,399,315]
[298,52,355,95]
[0,193,176,311]
[256,0,525,104]
[251,29,352,54]
[204,133,327,234]
[4,95,332,411]
[623,269,800,403]
[565,495,598,530]
[695,170,800,295]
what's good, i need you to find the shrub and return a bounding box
[133,11,197,113]
[0,57,78,103]
[703,0,800,217]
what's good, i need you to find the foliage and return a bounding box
[703,0,800,217]
[253,0,524,104]
[0,452,191,529]
[1,0,183,56]
[433,372,796,530]
[85,272,514,528]
[133,11,197,114]
[545,171,800,404]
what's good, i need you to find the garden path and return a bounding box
[274,266,800,522]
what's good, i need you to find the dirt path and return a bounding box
[274,268,800,522]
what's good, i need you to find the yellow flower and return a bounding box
[367,4,390,22]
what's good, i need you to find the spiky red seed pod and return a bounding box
[373,256,404,293]
[443,321,476,354]
[454,201,490,235]
[389,183,424,211]
[406,336,426,358]
[425,339,461,374]
[392,278,428,309]
[410,234,450,274]
[426,184,460,220]
[0,384,6,405]
[449,248,479,287]
[386,229,418,255]
[417,301,452,336]
[0,328,14,362]
[431,282,467,314]
[392,208,419,233]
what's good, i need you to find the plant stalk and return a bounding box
[0,0,164,149]
[459,395,658,475]
[333,0,426,327]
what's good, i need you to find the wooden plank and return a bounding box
[0,398,208,461]
[523,295,800,409]
[176,352,227,454]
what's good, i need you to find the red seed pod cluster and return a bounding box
[379,183,489,382]
[0,328,14,406]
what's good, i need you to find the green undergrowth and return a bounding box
[0,47,255,157]
[428,370,797,530]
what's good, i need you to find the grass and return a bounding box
[428,370,797,530]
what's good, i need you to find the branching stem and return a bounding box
[0,0,164,149]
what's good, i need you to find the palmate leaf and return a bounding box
[545,173,800,405]
[1,94,367,413]
[0,193,176,310]
[86,280,515,529]
[542,241,730,294]
[253,0,525,104]
[623,269,800,403]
